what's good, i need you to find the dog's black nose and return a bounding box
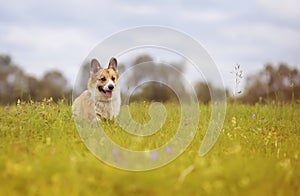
[108,84,114,90]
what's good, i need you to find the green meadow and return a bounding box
[0,99,299,195]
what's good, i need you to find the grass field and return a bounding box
[0,99,300,195]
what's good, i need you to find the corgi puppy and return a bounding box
[72,57,121,121]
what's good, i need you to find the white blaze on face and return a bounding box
[103,79,115,98]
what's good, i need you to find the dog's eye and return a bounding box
[111,76,115,81]
[100,77,106,82]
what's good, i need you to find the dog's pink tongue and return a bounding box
[105,91,112,98]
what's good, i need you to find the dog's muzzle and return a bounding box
[98,86,113,98]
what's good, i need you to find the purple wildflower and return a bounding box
[115,155,122,163]
[112,148,118,156]
[4,106,9,111]
[150,151,158,161]
[252,114,255,119]
[112,148,122,163]
[166,146,172,154]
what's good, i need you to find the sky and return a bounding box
[1,0,300,92]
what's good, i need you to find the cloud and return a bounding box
[222,22,299,46]
[207,22,300,81]
[3,25,90,52]
[119,4,159,16]
[0,24,96,83]
[181,9,229,23]
[256,0,300,20]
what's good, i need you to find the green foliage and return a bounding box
[242,63,300,104]
[2,54,300,105]
[0,55,71,105]
[0,100,300,195]
[129,82,179,103]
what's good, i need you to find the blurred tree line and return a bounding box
[0,55,71,104]
[1,54,299,105]
[119,55,187,103]
[240,63,300,104]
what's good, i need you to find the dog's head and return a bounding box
[88,57,119,99]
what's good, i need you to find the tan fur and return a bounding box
[72,90,95,120]
[72,57,121,122]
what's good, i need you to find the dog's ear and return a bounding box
[108,57,118,71]
[90,58,102,74]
